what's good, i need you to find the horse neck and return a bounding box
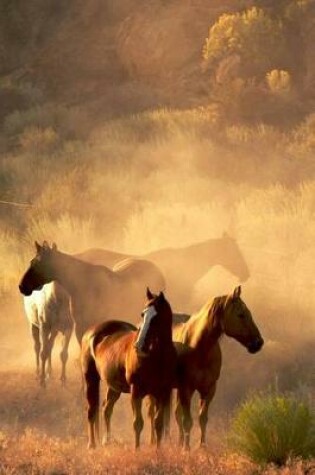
[177,238,226,281]
[50,252,110,296]
[182,296,226,350]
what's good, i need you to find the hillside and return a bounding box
[2,0,314,124]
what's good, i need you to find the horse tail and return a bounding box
[89,333,97,362]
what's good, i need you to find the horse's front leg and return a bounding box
[147,396,156,445]
[175,391,185,447]
[178,387,193,451]
[199,384,216,447]
[154,393,170,449]
[102,387,120,444]
[131,385,144,450]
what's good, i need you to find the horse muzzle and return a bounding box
[247,337,264,354]
[19,283,32,296]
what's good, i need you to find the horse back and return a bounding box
[113,258,166,294]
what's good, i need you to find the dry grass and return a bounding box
[0,371,314,475]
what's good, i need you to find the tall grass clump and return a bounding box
[229,391,315,466]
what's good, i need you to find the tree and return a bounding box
[203,7,287,80]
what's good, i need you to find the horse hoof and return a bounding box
[40,379,46,388]
[87,441,96,450]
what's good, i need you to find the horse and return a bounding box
[23,281,72,387]
[75,232,250,308]
[22,249,165,383]
[148,285,264,450]
[19,242,166,343]
[81,288,177,449]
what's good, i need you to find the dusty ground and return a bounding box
[0,369,314,475]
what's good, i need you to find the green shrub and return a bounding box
[229,392,315,465]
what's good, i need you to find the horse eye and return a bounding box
[239,313,245,319]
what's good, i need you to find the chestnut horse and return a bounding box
[76,233,250,308]
[172,285,263,449]
[81,289,176,449]
[19,242,165,343]
[24,281,72,386]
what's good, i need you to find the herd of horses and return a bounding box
[18,235,263,450]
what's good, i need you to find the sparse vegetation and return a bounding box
[230,392,315,466]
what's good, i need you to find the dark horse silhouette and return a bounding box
[81,289,177,449]
[19,242,165,343]
[76,233,250,308]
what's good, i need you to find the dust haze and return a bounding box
[0,0,314,468]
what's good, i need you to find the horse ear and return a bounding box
[35,241,41,253]
[52,242,58,251]
[146,287,154,300]
[232,286,241,299]
[159,291,165,301]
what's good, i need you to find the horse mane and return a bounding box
[180,295,227,348]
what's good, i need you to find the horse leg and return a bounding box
[199,384,216,447]
[84,359,100,449]
[102,387,120,445]
[47,329,58,379]
[147,396,156,445]
[164,391,172,441]
[131,386,144,450]
[178,388,193,451]
[154,394,169,449]
[60,329,71,385]
[175,391,184,447]
[31,324,40,379]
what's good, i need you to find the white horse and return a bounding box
[24,281,73,387]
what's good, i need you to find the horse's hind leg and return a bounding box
[131,385,144,450]
[39,323,50,387]
[199,384,216,447]
[47,329,58,379]
[102,387,120,444]
[31,324,40,378]
[60,329,71,385]
[84,359,100,449]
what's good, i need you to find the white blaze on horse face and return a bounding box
[135,305,158,350]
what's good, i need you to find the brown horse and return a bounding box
[149,285,263,450]
[76,233,250,308]
[81,289,177,449]
[19,242,165,343]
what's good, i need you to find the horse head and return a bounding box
[219,232,250,282]
[134,287,173,355]
[19,241,58,296]
[212,285,264,354]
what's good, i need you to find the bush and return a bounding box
[229,392,315,465]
